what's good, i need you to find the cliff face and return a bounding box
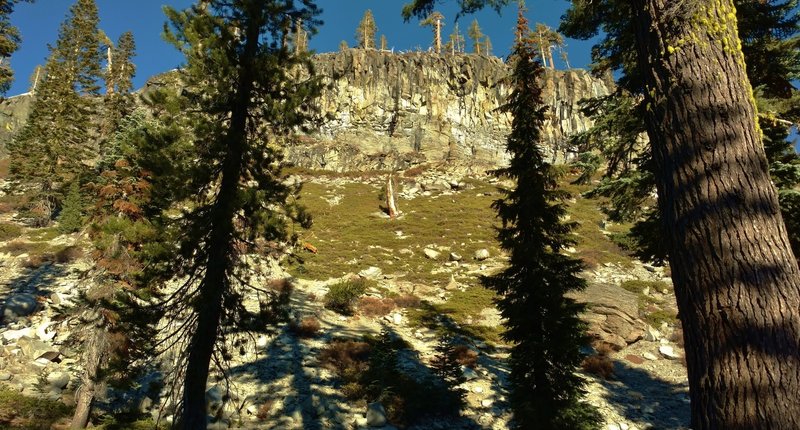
[288,50,611,171]
[0,94,34,156]
[0,51,611,170]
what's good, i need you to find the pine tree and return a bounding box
[430,334,466,403]
[481,8,599,429]
[467,19,484,54]
[0,0,33,95]
[8,0,102,217]
[561,0,800,262]
[57,181,83,233]
[380,34,387,50]
[532,23,562,68]
[420,11,445,53]
[159,1,321,426]
[101,31,136,142]
[62,0,102,95]
[445,22,465,54]
[356,9,377,49]
[484,35,493,56]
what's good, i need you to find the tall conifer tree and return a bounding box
[0,0,33,95]
[157,1,321,426]
[8,0,101,216]
[482,8,599,430]
[356,9,377,49]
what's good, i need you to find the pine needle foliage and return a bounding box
[356,9,378,49]
[57,181,83,233]
[482,8,599,430]
[8,0,101,216]
[561,0,800,263]
[0,0,33,95]
[155,1,322,426]
[430,334,467,404]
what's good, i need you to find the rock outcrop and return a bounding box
[569,282,647,350]
[0,51,610,170]
[289,50,611,171]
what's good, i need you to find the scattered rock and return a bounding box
[643,325,661,342]
[423,248,440,260]
[642,352,658,361]
[2,327,34,342]
[481,398,494,408]
[659,345,680,360]
[449,252,463,262]
[366,402,387,427]
[462,366,479,381]
[358,266,383,279]
[17,337,57,359]
[474,249,490,261]
[0,371,11,381]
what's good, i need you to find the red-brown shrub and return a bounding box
[357,297,395,317]
[291,316,321,338]
[393,294,421,308]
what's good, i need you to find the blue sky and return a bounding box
[6,0,595,96]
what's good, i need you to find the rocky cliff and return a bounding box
[289,50,611,171]
[0,51,611,169]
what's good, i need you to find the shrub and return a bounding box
[319,339,372,382]
[290,316,321,338]
[670,326,685,348]
[267,278,294,295]
[324,278,372,315]
[55,245,83,263]
[582,354,615,380]
[620,279,671,294]
[582,344,614,380]
[22,253,54,268]
[0,222,22,241]
[256,399,274,421]
[452,344,479,368]
[393,294,421,308]
[357,296,395,317]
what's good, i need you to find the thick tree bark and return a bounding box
[70,327,108,428]
[631,1,800,428]
[179,15,260,430]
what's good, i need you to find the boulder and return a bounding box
[46,371,70,390]
[568,283,648,350]
[659,345,680,360]
[17,337,57,359]
[449,252,463,262]
[3,293,39,320]
[474,249,490,261]
[423,248,440,260]
[366,402,387,427]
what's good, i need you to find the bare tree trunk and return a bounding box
[105,46,114,95]
[632,1,800,428]
[386,174,398,219]
[435,20,441,54]
[70,327,108,428]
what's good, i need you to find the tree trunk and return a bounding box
[70,327,108,428]
[386,174,398,219]
[179,16,260,430]
[435,20,441,54]
[631,1,800,428]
